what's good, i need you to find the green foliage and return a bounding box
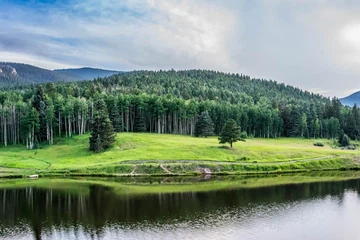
[194,111,214,137]
[0,69,360,150]
[218,119,245,148]
[0,133,358,177]
[134,109,146,132]
[94,135,103,153]
[89,99,116,152]
[313,142,324,147]
[107,97,123,132]
[338,129,345,145]
[240,131,248,139]
[347,145,357,150]
[341,134,350,147]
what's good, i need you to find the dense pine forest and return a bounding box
[0,69,359,150]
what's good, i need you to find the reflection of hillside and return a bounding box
[0,178,360,239]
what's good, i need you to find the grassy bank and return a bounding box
[0,133,359,177]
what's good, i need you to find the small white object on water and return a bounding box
[28,175,39,179]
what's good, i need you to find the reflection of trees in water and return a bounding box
[0,179,360,238]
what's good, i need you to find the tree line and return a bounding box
[0,70,359,150]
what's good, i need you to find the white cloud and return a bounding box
[0,0,239,72]
[2,0,360,97]
[0,51,80,69]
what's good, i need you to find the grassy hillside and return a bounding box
[0,133,358,177]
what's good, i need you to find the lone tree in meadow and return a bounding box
[194,111,214,137]
[89,98,116,153]
[218,119,244,148]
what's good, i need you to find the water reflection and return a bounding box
[1,175,360,240]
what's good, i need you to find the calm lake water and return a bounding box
[1,175,360,240]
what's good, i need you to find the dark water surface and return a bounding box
[1,176,360,240]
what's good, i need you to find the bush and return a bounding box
[341,134,350,147]
[240,131,248,139]
[347,145,357,150]
[313,142,324,147]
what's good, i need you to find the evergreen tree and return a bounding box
[109,101,123,132]
[134,107,146,132]
[94,134,103,153]
[338,129,345,145]
[289,107,301,136]
[218,119,244,148]
[194,111,214,137]
[341,134,350,147]
[32,85,47,142]
[344,111,356,139]
[89,99,116,152]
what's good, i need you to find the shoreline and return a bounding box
[1,162,359,179]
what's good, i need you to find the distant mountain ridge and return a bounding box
[0,62,122,87]
[340,91,360,107]
[54,67,122,80]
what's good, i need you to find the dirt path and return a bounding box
[160,164,172,174]
[130,165,137,175]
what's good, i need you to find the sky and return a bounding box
[1,0,360,97]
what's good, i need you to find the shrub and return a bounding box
[341,134,350,147]
[347,145,357,150]
[240,131,248,139]
[313,142,324,147]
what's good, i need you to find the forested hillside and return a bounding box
[0,62,79,86]
[54,68,122,80]
[0,69,359,149]
[0,62,122,87]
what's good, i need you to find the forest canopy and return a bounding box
[0,69,359,149]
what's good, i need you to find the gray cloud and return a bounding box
[1,0,360,97]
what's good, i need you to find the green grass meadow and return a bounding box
[0,133,358,176]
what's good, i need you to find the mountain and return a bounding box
[54,68,122,80]
[0,62,123,87]
[0,62,79,86]
[340,91,360,107]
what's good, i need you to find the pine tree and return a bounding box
[32,85,47,142]
[194,111,214,137]
[94,134,103,153]
[341,134,350,147]
[338,129,345,145]
[89,98,116,152]
[109,101,123,132]
[218,119,244,148]
[134,107,146,132]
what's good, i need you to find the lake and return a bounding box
[1,174,360,240]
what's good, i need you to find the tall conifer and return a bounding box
[89,98,115,152]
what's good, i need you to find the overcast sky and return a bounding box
[1,0,360,97]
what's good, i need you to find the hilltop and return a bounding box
[54,67,122,80]
[0,62,122,87]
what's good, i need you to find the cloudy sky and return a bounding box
[1,0,360,97]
